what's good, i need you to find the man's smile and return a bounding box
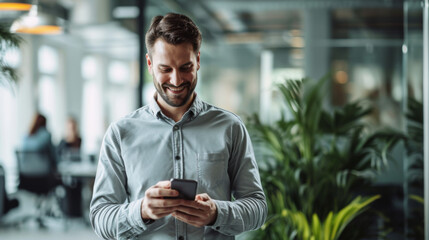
[164,83,189,94]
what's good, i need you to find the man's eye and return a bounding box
[160,68,171,73]
[180,66,192,72]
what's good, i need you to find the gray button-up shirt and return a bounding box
[90,95,267,240]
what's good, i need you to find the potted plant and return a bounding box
[247,76,403,239]
[0,24,22,91]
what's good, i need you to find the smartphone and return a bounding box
[169,178,198,200]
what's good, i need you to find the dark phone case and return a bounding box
[170,178,197,200]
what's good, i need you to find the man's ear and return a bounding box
[146,53,153,74]
[197,52,200,70]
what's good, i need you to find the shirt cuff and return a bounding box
[118,199,146,238]
[210,200,246,236]
[210,200,226,232]
[128,198,151,230]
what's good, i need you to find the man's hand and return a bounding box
[141,181,180,220]
[141,182,217,228]
[171,193,217,228]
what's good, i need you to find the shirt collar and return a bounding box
[148,93,204,119]
[188,94,203,116]
[148,93,162,117]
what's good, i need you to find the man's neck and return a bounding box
[156,93,195,122]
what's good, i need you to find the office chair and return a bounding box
[15,150,61,228]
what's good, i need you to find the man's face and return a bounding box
[146,39,200,108]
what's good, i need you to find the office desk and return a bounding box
[57,161,97,221]
[58,161,97,179]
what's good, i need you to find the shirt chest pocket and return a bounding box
[197,152,227,189]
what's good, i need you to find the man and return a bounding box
[90,13,267,240]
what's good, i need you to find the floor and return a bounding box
[0,191,100,240]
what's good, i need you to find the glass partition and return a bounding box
[403,1,424,239]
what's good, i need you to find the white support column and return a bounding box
[260,50,273,123]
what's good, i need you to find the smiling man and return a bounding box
[90,13,267,240]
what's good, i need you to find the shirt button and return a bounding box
[216,226,220,230]
[178,236,184,240]
[175,156,180,160]
[173,126,179,130]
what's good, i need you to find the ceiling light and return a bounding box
[0,1,31,11]
[10,2,63,35]
[113,6,139,19]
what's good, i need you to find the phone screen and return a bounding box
[170,178,198,200]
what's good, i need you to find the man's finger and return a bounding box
[148,206,176,215]
[154,180,171,188]
[172,211,205,228]
[196,193,210,201]
[146,188,179,198]
[146,198,184,208]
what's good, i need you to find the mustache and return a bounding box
[162,82,190,88]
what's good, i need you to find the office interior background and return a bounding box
[0,0,427,239]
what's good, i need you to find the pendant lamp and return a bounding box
[0,1,31,11]
[10,0,63,35]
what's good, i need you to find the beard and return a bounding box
[153,74,197,107]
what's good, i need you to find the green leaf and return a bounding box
[334,195,381,239]
[409,194,424,204]
[323,212,333,240]
[312,213,322,239]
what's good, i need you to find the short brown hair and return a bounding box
[145,13,202,56]
[29,113,47,135]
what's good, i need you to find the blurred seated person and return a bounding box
[56,117,84,217]
[57,117,82,162]
[18,113,62,222]
[21,112,57,169]
[18,112,59,192]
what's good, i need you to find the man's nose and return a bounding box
[170,70,182,86]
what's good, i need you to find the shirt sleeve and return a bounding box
[210,121,267,235]
[89,124,149,239]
